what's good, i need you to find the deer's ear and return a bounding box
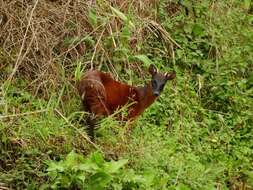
[165,72,176,80]
[149,64,157,75]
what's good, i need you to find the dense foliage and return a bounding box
[0,0,252,189]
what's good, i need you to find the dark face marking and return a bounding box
[148,64,176,97]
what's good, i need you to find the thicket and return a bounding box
[0,0,253,189]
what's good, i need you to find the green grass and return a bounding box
[1,0,253,189]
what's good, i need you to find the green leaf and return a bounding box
[104,159,128,174]
[110,6,127,21]
[78,162,100,172]
[110,6,135,28]
[83,35,95,47]
[63,36,80,46]
[244,0,251,9]
[90,152,104,167]
[141,170,156,186]
[87,172,112,190]
[76,173,86,183]
[134,55,153,67]
[176,183,191,190]
[65,150,82,168]
[121,25,131,40]
[180,0,192,9]
[88,8,97,27]
[47,162,65,173]
[75,60,85,81]
[192,23,205,36]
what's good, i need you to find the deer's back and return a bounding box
[78,70,138,117]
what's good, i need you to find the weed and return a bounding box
[0,0,253,189]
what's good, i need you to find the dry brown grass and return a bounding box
[1,0,92,92]
[0,0,179,99]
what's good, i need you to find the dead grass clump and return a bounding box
[165,1,183,17]
[0,0,178,98]
[1,0,93,94]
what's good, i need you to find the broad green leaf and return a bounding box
[134,55,153,67]
[47,162,65,173]
[104,159,128,174]
[87,172,112,190]
[192,23,205,36]
[90,152,104,167]
[65,150,83,168]
[141,170,156,186]
[78,162,100,172]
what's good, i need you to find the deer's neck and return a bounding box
[136,82,157,110]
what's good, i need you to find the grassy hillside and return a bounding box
[0,0,253,189]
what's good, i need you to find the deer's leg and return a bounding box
[86,113,97,141]
[85,96,110,140]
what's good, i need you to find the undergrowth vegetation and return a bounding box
[0,0,253,189]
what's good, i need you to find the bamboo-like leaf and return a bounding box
[110,6,135,28]
[134,55,153,67]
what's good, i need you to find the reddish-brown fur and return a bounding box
[77,66,175,120]
[77,70,157,120]
[77,65,176,140]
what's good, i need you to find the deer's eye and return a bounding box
[152,80,157,88]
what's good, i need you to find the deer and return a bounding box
[77,64,176,140]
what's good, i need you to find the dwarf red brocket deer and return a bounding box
[77,64,176,140]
